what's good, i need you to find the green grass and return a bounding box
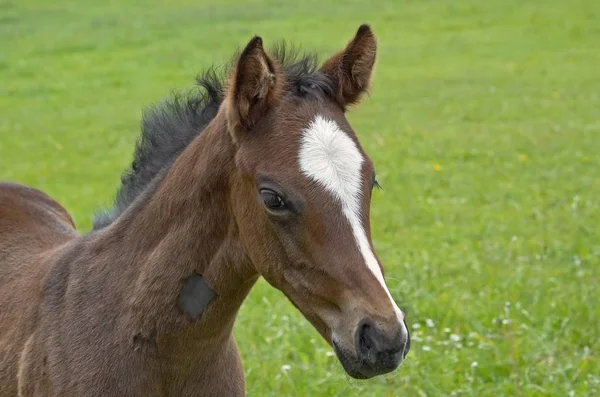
[2,0,599,395]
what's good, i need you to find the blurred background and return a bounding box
[1,0,599,395]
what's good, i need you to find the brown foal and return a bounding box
[0,25,409,396]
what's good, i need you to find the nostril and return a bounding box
[403,324,411,358]
[355,319,407,374]
[356,320,376,362]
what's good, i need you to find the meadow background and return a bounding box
[1,0,599,395]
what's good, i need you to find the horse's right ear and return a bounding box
[226,36,283,141]
[320,24,377,109]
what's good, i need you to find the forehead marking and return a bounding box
[298,115,402,317]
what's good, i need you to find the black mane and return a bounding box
[92,43,332,230]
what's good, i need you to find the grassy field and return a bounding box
[2,0,599,395]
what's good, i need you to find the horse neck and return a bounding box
[95,113,258,346]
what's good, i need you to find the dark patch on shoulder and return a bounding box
[177,273,215,321]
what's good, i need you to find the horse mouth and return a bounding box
[331,341,378,379]
[332,338,405,379]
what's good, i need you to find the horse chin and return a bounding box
[332,341,372,380]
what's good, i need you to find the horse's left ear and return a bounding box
[320,24,377,109]
[226,36,283,140]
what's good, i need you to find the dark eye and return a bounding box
[260,189,287,210]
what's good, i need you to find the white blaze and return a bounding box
[298,115,403,319]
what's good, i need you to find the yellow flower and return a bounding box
[433,163,442,172]
[519,154,528,163]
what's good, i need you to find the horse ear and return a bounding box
[226,36,282,140]
[320,24,377,109]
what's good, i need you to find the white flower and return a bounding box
[281,364,291,372]
[422,345,431,351]
[412,323,421,330]
[471,361,478,368]
[450,334,461,342]
[426,319,435,328]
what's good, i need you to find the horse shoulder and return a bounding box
[0,182,78,396]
